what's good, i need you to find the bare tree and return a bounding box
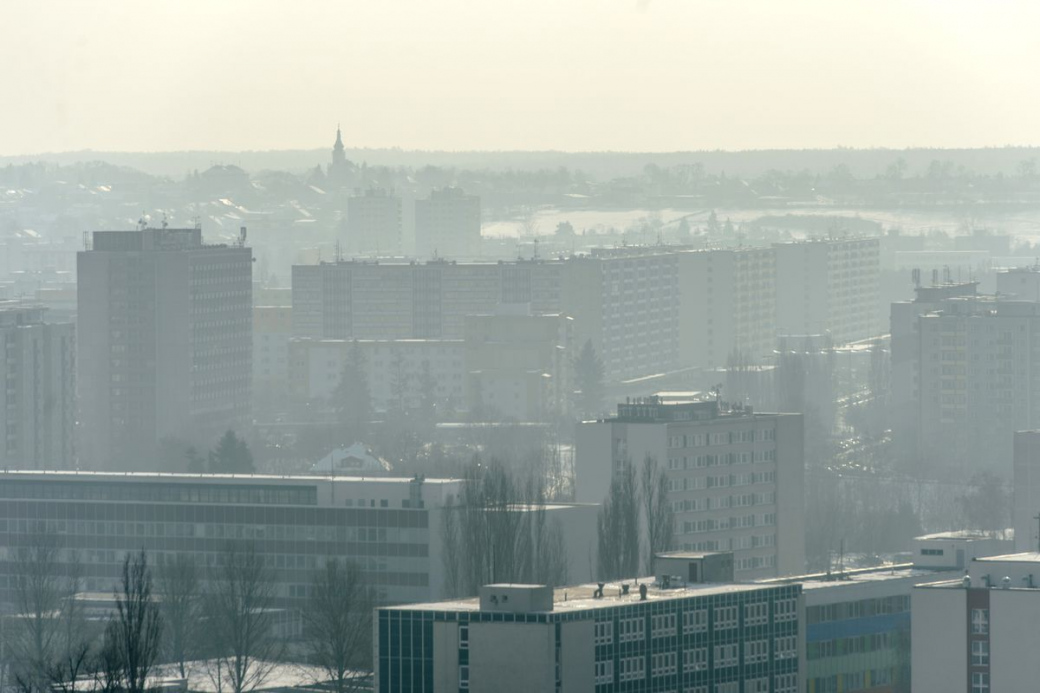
[205,542,283,693]
[156,554,201,679]
[640,455,674,575]
[596,461,640,581]
[302,560,373,693]
[8,526,87,693]
[440,495,463,598]
[108,550,163,693]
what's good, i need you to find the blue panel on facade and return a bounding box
[807,612,909,642]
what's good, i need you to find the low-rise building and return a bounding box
[376,553,802,693]
[0,470,464,606]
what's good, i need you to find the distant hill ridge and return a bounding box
[4,146,1040,180]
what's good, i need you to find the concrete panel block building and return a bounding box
[576,394,805,579]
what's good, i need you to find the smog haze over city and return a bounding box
[2,2,1039,692]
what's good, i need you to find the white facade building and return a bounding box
[912,553,1040,693]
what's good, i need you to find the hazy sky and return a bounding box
[2,0,1038,154]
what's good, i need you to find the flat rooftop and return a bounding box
[975,552,1040,564]
[385,577,784,615]
[759,564,942,592]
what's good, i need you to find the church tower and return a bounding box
[331,125,346,168]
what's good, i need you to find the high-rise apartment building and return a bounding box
[292,248,683,384]
[376,559,801,693]
[576,395,805,579]
[0,303,75,469]
[561,248,681,382]
[774,238,881,345]
[77,227,252,470]
[347,188,402,256]
[415,187,481,259]
[890,281,979,469]
[678,247,776,368]
[291,259,562,341]
[901,296,1040,476]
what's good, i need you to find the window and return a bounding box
[774,673,798,693]
[594,660,613,685]
[714,643,738,667]
[971,609,989,635]
[775,598,797,622]
[715,683,739,693]
[920,548,944,556]
[683,647,708,672]
[714,606,738,630]
[594,620,614,645]
[652,613,677,638]
[459,665,469,689]
[683,608,708,634]
[652,651,678,676]
[775,635,797,659]
[746,678,769,693]
[620,656,645,682]
[744,602,768,626]
[745,639,769,664]
[620,616,645,643]
[685,687,708,693]
[459,624,469,649]
[971,672,989,693]
[971,640,989,667]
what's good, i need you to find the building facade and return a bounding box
[910,297,1040,476]
[1013,430,1040,553]
[376,571,801,693]
[77,228,252,470]
[291,259,562,341]
[0,471,464,607]
[678,247,777,369]
[0,303,75,469]
[774,238,881,346]
[415,187,481,259]
[912,553,1040,693]
[288,337,467,413]
[576,395,805,579]
[347,189,402,256]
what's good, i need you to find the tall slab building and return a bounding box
[0,303,75,469]
[77,227,252,470]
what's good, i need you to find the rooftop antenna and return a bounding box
[193,216,202,230]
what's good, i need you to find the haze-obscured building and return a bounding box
[906,295,1040,476]
[347,188,402,256]
[774,237,881,345]
[678,247,777,368]
[77,227,252,470]
[0,303,75,469]
[576,394,805,578]
[415,187,481,259]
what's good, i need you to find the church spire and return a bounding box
[332,124,346,167]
